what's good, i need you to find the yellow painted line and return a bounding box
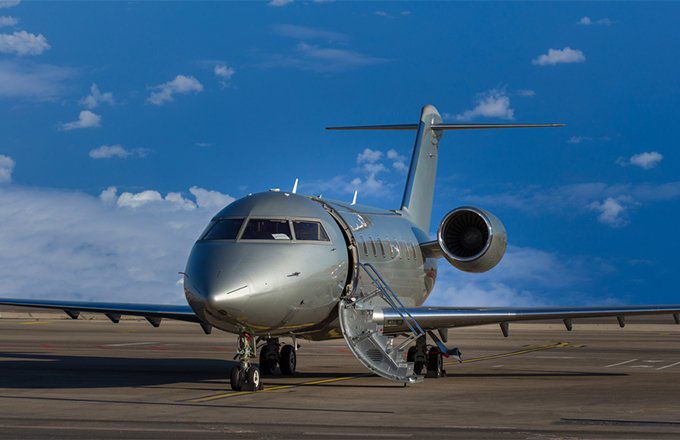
[188,375,358,403]
[189,342,573,403]
[447,341,572,366]
[19,321,51,325]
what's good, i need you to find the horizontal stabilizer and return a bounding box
[326,123,564,131]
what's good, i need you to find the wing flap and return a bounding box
[378,305,680,332]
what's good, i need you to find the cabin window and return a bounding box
[293,221,330,241]
[201,218,244,240]
[241,219,291,240]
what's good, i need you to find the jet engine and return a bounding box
[437,206,507,273]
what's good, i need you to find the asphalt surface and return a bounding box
[0,313,679,439]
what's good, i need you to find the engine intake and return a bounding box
[437,207,506,273]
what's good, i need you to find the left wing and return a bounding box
[376,305,680,335]
[0,298,211,333]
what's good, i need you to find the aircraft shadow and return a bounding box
[0,352,235,389]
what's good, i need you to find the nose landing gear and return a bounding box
[230,331,262,391]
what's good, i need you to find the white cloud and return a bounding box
[60,110,101,131]
[89,145,149,160]
[0,183,235,304]
[426,245,611,306]
[401,10,411,16]
[0,60,73,100]
[588,197,630,227]
[567,135,610,144]
[0,30,49,56]
[387,149,408,172]
[268,0,293,6]
[147,75,203,106]
[375,11,391,18]
[516,89,535,97]
[261,42,388,72]
[578,16,613,26]
[0,1,20,9]
[80,83,114,109]
[357,148,382,164]
[450,88,514,121]
[305,147,407,198]
[189,186,236,210]
[532,47,586,66]
[0,154,15,183]
[272,24,347,42]
[0,15,17,27]
[214,64,235,88]
[617,151,663,170]
[464,182,680,228]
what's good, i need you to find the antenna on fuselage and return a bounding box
[351,190,358,205]
[292,178,299,194]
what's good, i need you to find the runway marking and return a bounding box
[657,361,680,371]
[304,431,412,438]
[187,375,361,403]
[19,321,51,325]
[604,358,638,368]
[188,342,572,404]
[447,341,572,366]
[104,342,159,347]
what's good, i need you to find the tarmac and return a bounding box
[0,310,679,439]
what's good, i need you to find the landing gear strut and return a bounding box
[230,331,262,391]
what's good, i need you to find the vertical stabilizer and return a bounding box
[400,105,442,231]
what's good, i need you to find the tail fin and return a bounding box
[326,104,564,232]
[400,104,442,231]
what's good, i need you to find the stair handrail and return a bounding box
[359,263,425,338]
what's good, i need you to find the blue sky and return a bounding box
[0,1,678,307]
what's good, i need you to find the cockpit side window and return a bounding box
[241,219,291,240]
[201,218,244,240]
[293,221,330,241]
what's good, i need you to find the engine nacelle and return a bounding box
[437,206,507,273]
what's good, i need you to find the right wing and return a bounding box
[0,298,211,333]
[376,305,680,335]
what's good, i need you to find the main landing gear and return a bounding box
[230,331,262,391]
[257,337,297,376]
[407,334,458,379]
[229,334,299,392]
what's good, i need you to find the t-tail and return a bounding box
[327,104,564,232]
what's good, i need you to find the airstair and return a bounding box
[338,262,425,383]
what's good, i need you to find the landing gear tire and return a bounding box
[246,366,262,391]
[426,347,445,378]
[279,344,296,376]
[259,342,279,376]
[407,346,425,375]
[230,365,244,391]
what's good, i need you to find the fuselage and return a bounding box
[183,191,437,340]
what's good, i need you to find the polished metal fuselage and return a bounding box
[183,191,437,340]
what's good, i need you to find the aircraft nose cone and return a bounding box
[183,242,252,318]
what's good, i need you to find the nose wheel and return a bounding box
[230,331,263,391]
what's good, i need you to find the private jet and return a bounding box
[2,105,678,391]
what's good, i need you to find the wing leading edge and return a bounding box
[0,298,209,332]
[376,305,680,334]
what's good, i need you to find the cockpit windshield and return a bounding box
[241,219,291,240]
[293,221,330,241]
[201,218,243,240]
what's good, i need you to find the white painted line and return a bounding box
[631,365,652,368]
[104,341,159,347]
[604,359,638,368]
[657,361,680,371]
[643,360,664,363]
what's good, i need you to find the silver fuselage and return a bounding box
[183,191,436,340]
